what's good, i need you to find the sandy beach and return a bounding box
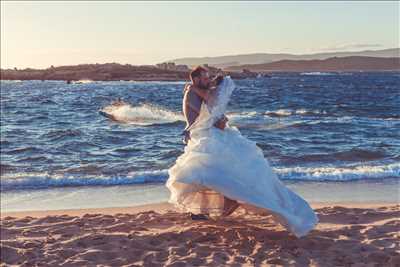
[1,202,399,266]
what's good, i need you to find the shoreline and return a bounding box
[3,179,398,214]
[1,201,397,218]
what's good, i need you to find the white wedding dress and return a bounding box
[166,77,318,237]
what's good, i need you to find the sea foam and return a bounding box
[2,163,398,191]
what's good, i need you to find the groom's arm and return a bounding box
[187,86,228,130]
[189,86,213,101]
[185,91,201,115]
[183,89,201,125]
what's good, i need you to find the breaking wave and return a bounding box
[2,163,398,191]
[1,170,169,191]
[301,72,337,76]
[275,162,400,181]
[99,103,184,126]
[264,109,328,117]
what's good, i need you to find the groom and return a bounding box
[182,66,239,220]
[182,66,229,144]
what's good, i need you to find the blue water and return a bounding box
[1,72,400,193]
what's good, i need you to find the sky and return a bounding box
[1,1,399,69]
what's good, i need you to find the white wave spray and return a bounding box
[275,162,400,181]
[100,103,184,125]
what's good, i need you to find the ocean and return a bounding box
[1,72,399,212]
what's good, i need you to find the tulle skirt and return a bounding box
[166,125,318,237]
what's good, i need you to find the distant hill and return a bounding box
[224,56,400,72]
[170,48,400,68]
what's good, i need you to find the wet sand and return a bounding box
[1,202,399,266]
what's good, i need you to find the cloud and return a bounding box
[320,43,383,51]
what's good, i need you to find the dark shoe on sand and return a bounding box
[222,198,240,217]
[189,213,209,220]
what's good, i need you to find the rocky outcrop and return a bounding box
[0,63,258,81]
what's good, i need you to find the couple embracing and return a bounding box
[166,66,318,238]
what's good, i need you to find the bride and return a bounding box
[166,75,318,237]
